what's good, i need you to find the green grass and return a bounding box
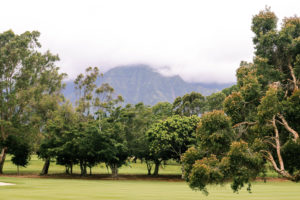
[0,177,299,200]
[3,154,281,178]
[3,155,181,175]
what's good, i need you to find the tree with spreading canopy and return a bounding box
[147,115,199,176]
[182,7,300,194]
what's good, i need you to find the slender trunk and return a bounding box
[105,164,110,174]
[133,157,137,163]
[84,163,87,175]
[153,160,160,176]
[17,165,19,175]
[41,158,50,175]
[80,161,87,176]
[0,147,7,174]
[79,161,83,175]
[146,160,152,175]
[65,166,70,174]
[110,164,118,178]
[70,164,73,175]
[181,162,184,179]
[89,167,92,175]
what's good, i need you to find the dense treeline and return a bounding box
[0,31,223,177]
[0,7,299,194]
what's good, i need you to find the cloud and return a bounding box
[1,0,300,83]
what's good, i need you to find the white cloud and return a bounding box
[1,0,299,83]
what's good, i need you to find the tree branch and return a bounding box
[288,61,299,91]
[272,115,284,171]
[277,114,299,141]
[263,138,277,149]
[233,121,257,128]
[260,149,292,179]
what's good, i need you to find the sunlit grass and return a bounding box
[0,177,299,200]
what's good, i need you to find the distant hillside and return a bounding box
[63,65,234,105]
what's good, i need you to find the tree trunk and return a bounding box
[153,160,160,176]
[181,162,184,179]
[89,167,92,175]
[146,160,152,175]
[17,165,19,175]
[70,164,73,175]
[133,157,137,163]
[0,148,7,174]
[105,164,110,174]
[80,161,87,176]
[65,166,70,174]
[110,164,118,178]
[84,163,87,175]
[80,161,83,175]
[40,158,50,175]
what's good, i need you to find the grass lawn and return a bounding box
[0,177,299,200]
[3,155,181,175]
[3,155,280,178]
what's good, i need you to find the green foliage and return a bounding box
[173,92,205,116]
[205,92,226,111]
[5,135,31,168]
[224,141,265,192]
[100,110,129,170]
[181,147,203,182]
[147,115,200,162]
[223,92,245,124]
[222,84,238,96]
[0,29,65,173]
[188,155,224,195]
[282,139,300,175]
[184,7,300,194]
[197,111,234,156]
[152,102,173,121]
[257,86,281,122]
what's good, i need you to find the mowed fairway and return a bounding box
[0,177,299,200]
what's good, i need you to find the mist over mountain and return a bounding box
[63,65,234,105]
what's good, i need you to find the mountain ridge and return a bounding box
[63,65,234,105]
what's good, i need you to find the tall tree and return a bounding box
[37,102,78,175]
[205,92,226,112]
[0,30,65,174]
[173,92,205,116]
[183,8,300,194]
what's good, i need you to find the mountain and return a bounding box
[63,65,234,105]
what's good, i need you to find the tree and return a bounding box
[4,135,31,175]
[147,115,200,176]
[183,8,300,194]
[152,102,173,121]
[0,30,65,174]
[173,92,205,116]
[73,66,123,176]
[205,92,226,112]
[221,85,238,96]
[37,102,78,175]
[182,111,263,194]
[74,66,122,121]
[100,107,129,178]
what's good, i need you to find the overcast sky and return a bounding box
[1,0,300,83]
